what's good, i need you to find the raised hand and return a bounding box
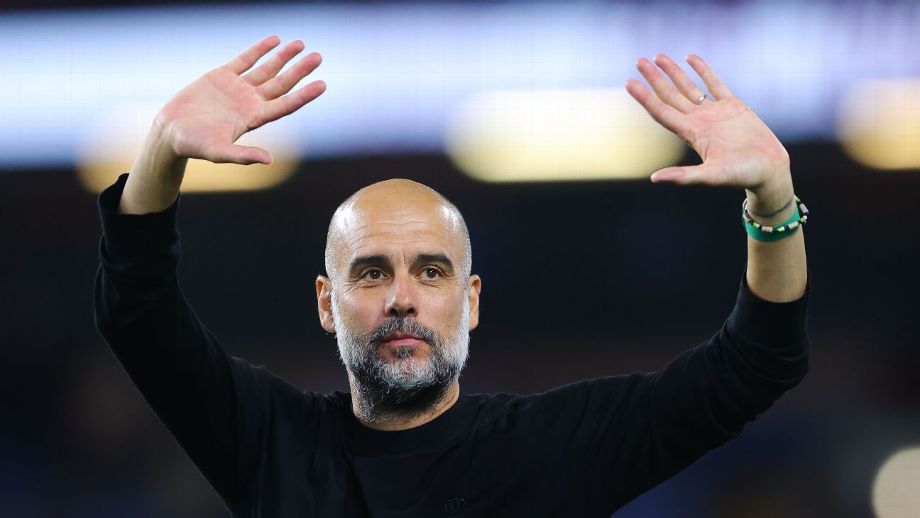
[627,54,806,304]
[625,54,791,200]
[120,36,325,215]
[156,35,326,165]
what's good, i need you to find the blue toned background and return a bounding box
[1,1,917,516]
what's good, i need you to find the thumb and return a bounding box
[649,163,721,186]
[206,143,273,165]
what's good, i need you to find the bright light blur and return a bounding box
[76,104,300,193]
[872,446,920,518]
[446,88,683,182]
[837,80,920,170]
[2,2,919,169]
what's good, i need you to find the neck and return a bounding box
[349,377,460,431]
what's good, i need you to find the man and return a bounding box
[94,36,810,516]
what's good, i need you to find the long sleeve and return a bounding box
[92,173,271,507]
[508,271,811,514]
[637,271,810,479]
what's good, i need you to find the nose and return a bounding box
[385,271,417,318]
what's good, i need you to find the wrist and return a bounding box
[145,114,183,163]
[120,118,188,215]
[745,172,796,226]
[132,118,187,178]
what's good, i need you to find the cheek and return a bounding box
[423,290,466,330]
[334,291,382,331]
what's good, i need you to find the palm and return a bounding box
[158,36,326,165]
[626,54,789,188]
[165,70,263,159]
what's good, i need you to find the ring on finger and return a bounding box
[695,94,707,104]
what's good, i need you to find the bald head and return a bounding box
[324,179,472,283]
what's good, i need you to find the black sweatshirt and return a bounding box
[93,172,810,517]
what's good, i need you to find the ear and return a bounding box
[467,274,482,330]
[315,275,336,333]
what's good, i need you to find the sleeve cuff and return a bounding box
[97,172,182,271]
[730,269,811,354]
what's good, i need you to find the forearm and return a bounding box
[95,172,251,500]
[119,119,188,215]
[743,168,808,302]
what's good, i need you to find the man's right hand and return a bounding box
[119,36,325,215]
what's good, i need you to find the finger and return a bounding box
[649,163,725,186]
[652,54,708,106]
[625,79,691,140]
[685,54,733,100]
[636,58,696,113]
[205,143,273,165]
[258,52,323,100]
[224,35,281,75]
[261,80,327,125]
[243,39,305,86]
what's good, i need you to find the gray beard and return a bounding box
[332,300,470,424]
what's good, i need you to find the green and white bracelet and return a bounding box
[742,195,809,242]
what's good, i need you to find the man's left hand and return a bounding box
[625,54,792,208]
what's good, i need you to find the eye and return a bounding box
[422,267,442,280]
[361,268,384,281]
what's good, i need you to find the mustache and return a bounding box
[367,317,439,348]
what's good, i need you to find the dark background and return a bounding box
[4,144,918,516]
[1,1,918,517]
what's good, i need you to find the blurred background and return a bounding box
[1,0,918,516]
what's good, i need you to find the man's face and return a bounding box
[316,186,480,414]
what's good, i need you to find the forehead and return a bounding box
[333,199,464,264]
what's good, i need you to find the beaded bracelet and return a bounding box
[742,195,809,242]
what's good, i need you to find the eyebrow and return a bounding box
[347,254,390,278]
[414,253,455,275]
[347,253,455,278]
